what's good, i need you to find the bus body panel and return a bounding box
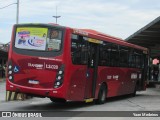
[6,51,68,99]
[6,25,70,100]
[67,66,96,101]
[6,79,66,98]
[6,24,148,103]
[94,67,141,98]
[8,52,62,89]
[67,66,87,101]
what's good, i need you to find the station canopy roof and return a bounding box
[126,16,160,59]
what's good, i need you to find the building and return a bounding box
[126,16,160,83]
[0,42,9,78]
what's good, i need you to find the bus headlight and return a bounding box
[54,65,65,88]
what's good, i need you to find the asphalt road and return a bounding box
[0,80,160,120]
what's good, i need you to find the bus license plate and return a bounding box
[28,80,39,84]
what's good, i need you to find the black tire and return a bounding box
[50,98,66,103]
[96,84,107,104]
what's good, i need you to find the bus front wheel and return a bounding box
[95,84,107,104]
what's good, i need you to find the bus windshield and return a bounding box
[15,27,62,51]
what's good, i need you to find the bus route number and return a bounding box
[46,64,58,70]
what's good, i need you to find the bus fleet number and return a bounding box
[46,64,58,70]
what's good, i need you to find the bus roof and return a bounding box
[71,28,148,52]
[15,23,148,52]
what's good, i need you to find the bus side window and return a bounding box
[129,49,135,68]
[141,54,145,69]
[71,34,88,65]
[135,55,141,68]
[129,49,143,68]
[99,42,111,66]
[119,46,129,67]
[110,44,119,67]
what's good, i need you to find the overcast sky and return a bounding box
[0,0,160,44]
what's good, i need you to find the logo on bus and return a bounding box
[14,66,20,73]
[28,63,59,70]
[28,38,44,47]
[28,63,43,69]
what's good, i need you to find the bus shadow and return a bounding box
[15,94,147,111]
[15,100,95,111]
[105,94,135,103]
[105,93,151,103]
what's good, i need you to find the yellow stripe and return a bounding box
[85,98,94,103]
[6,91,10,101]
[11,92,15,100]
[6,91,8,101]
[88,38,103,44]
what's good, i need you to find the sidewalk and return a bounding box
[0,78,6,102]
[0,78,5,82]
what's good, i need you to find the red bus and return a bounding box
[6,23,148,104]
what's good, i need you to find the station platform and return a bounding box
[147,80,160,89]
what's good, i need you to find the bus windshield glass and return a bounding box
[15,27,62,51]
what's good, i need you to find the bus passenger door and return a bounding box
[85,43,99,99]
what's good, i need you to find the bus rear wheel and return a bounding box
[50,98,66,103]
[132,85,137,97]
[95,84,107,104]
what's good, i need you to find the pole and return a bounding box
[0,2,18,23]
[56,6,57,24]
[52,6,61,24]
[16,0,19,24]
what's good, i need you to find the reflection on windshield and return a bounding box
[47,30,62,51]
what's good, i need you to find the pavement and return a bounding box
[0,78,160,120]
[0,78,5,82]
[0,78,6,102]
[0,87,160,120]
